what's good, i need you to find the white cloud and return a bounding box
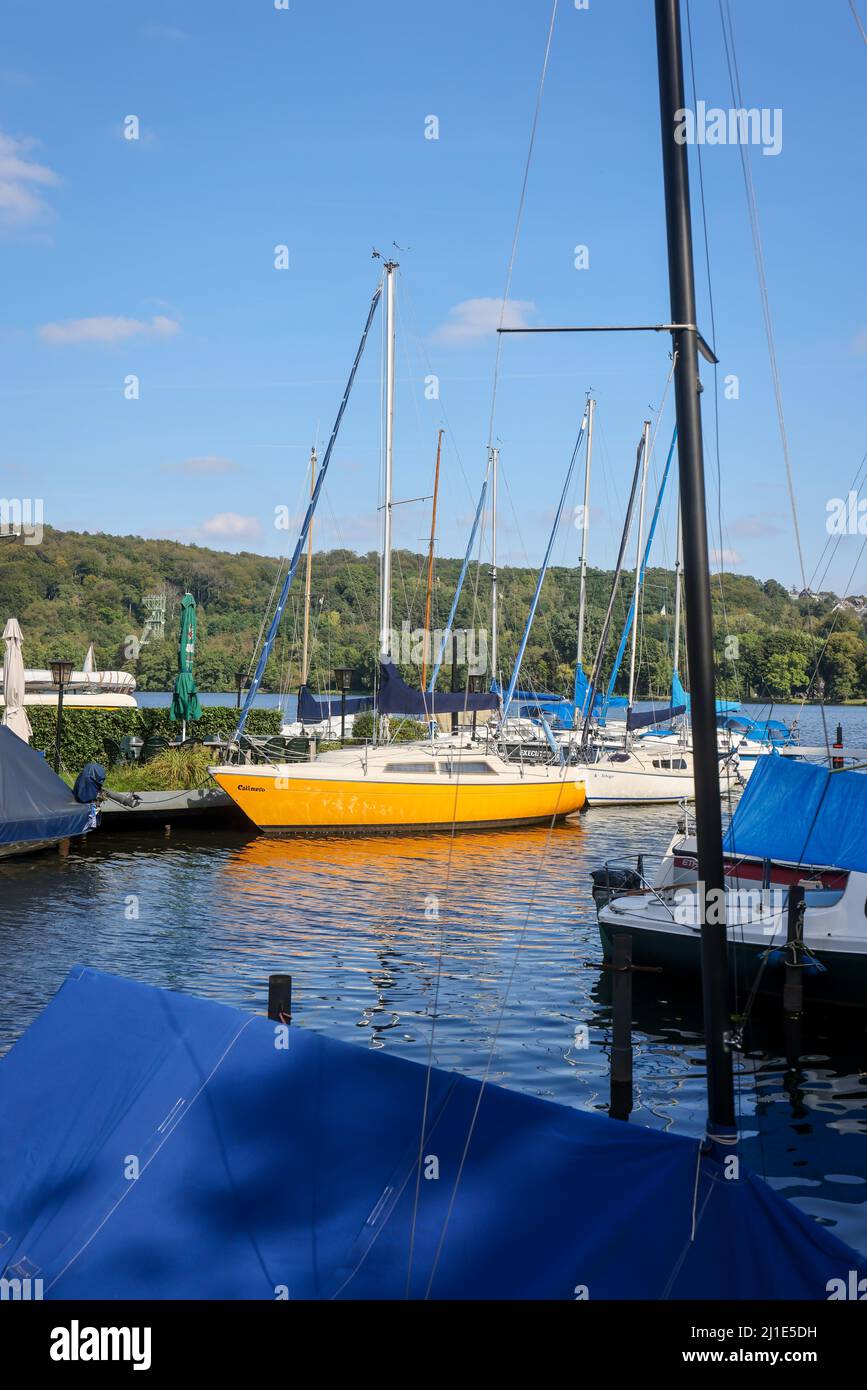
[432,297,535,346]
[730,514,780,539]
[163,456,239,476]
[201,512,263,539]
[711,547,742,566]
[38,314,180,346]
[0,132,59,227]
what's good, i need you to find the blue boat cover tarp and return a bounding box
[724,714,791,743]
[627,703,687,731]
[0,725,94,845]
[72,762,106,804]
[724,753,867,873]
[297,684,372,723]
[0,966,862,1300]
[671,672,740,719]
[378,662,498,718]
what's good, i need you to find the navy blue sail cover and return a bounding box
[724,753,867,873]
[0,726,94,844]
[72,762,106,803]
[0,966,862,1299]
[297,684,373,722]
[377,661,498,718]
[626,702,687,730]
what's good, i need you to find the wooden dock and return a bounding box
[97,786,250,830]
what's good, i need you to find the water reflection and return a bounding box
[0,787,865,1255]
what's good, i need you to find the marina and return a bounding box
[2,705,866,1264]
[1,0,866,1341]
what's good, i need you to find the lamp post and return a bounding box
[450,631,461,734]
[50,658,74,773]
[333,667,353,745]
[235,669,246,710]
[468,673,484,739]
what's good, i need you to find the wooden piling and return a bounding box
[783,883,806,1017]
[610,932,634,1120]
[268,974,292,1024]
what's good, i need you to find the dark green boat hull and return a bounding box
[598,917,867,1011]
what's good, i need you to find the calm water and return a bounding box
[2,703,866,1256]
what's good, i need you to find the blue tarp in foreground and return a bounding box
[0,725,93,845]
[724,753,867,873]
[0,967,862,1299]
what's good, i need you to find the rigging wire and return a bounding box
[405,1,561,1295]
[718,0,830,761]
[486,0,559,448]
[849,0,867,45]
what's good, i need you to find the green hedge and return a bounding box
[28,705,282,773]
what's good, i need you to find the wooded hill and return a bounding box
[1,526,863,702]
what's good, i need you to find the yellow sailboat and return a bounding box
[213,265,585,835]
[211,742,584,835]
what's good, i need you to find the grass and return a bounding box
[63,746,215,792]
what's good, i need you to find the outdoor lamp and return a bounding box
[50,659,74,688]
[467,672,485,737]
[50,658,74,774]
[333,667,353,744]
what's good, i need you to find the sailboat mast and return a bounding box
[380,260,398,657]
[655,0,734,1136]
[627,420,651,711]
[672,496,683,676]
[421,429,443,691]
[490,446,499,686]
[300,446,316,685]
[576,397,595,667]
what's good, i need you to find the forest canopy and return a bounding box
[0,526,862,702]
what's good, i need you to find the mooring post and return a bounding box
[832,722,844,770]
[783,883,806,1017]
[268,974,292,1024]
[610,932,634,1120]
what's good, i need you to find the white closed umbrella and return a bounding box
[2,617,32,742]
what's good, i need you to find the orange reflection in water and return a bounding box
[215,819,593,966]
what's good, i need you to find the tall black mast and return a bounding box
[654,0,735,1138]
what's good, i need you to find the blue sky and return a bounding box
[1,0,864,590]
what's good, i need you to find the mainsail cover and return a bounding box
[626,703,687,730]
[297,685,373,722]
[0,726,93,844]
[377,662,498,718]
[724,753,867,873]
[0,966,862,1299]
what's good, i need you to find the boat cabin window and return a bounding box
[652,757,687,770]
[453,760,497,775]
[383,761,438,774]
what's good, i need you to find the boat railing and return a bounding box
[592,855,678,921]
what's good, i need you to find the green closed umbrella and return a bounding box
[170,592,203,739]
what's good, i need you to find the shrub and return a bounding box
[348,712,428,743]
[27,705,282,775]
